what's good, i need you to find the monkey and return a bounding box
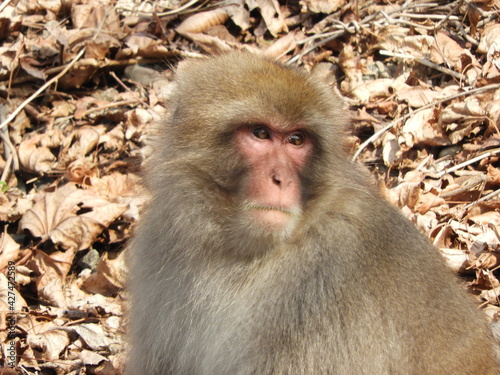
[126,52,499,375]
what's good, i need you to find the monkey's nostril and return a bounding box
[273,176,281,185]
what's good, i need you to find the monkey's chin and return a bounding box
[251,210,291,229]
[244,203,301,232]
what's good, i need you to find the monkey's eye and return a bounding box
[288,133,304,146]
[252,127,270,139]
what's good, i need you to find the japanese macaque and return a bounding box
[127,52,499,375]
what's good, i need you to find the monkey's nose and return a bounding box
[272,173,293,189]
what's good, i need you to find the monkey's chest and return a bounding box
[186,261,379,374]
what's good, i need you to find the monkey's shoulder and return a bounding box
[304,189,439,263]
[312,187,410,230]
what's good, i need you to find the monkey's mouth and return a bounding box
[244,202,294,215]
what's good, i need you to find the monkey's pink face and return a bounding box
[235,124,312,231]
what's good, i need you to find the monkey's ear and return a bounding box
[311,62,339,87]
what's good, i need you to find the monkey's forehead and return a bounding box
[173,52,343,125]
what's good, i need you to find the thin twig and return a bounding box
[434,0,464,30]
[380,10,436,30]
[78,99,139,118]
[352,83,500,161]
[379,50,467,81]
[0,0,12,13]
[0,7,113,132]
[290,1,446,64]
[0,106,19,178]
[0,48,85,132]
[116,0,200,17]
[109,71,153,110]
[0,128,18,171]
[436,148,500,178]
[391,13,459,20]
[0,152,13,182]
[451,20,479,46]
[0,57,174,87]
[465,188,500,209]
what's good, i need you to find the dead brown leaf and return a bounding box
[65,158,99,184]
[430,32,476,72]
[253,0,288,36]
[301,0,345,14]
[0,232,20,270]
[82,251,127,295]
[19,184,127,251]
[18,133,57,175]
[226,0,251,30]
[28,248,76,307]
[478,24,500,69]
[0,273,27,311]
[176,9,229,34]
[64,125,101,160]
[264,30,307,59]
[27,329,71,361]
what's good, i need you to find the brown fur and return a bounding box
[127,52,499,374]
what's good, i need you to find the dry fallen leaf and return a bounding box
[16,0,62,15]
[381,132,400,166]
[70,323,115,350]
[0,273,27,311]
[301,0,345,14]
[378,25,434,59]
[0,232,20,270]
[178,31,234,54]
[20,184,127,251]
[253,0,288,36]
[401,108,448,148]
[226,0,251,30]
[79,349,108,366]
[439,248,469,273]
[64,125,101,160]
[176,8,229,34]
[82,250,127,295]
[27,329,71,361]
[264,30,306,59]
[28,248,76,307]
[471,251,500,270]
[65,158,99,184]
[430,32,476,72]
[18,133,57,175]
[478,24,500,69]
[396,86,460,108]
